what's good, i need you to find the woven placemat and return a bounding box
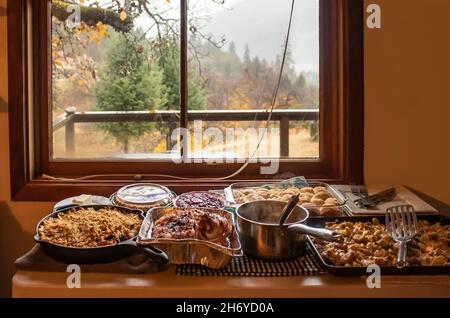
[176,249,326,277]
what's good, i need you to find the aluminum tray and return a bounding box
[306,215,450,276]
[137,207,242,269]
[224,180,348,217]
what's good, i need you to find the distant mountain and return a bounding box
[203,0,319,74]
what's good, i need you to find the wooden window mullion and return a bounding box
[180,0,188,157]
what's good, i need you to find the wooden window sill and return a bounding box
[12,175,349,202]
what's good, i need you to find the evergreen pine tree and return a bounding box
[295,73,307,90]
[252,56,262,75]
[228,41,237,55]
[243,43,251,66]
[159,36,206,111]
[294,73,307,105]
[94,33,166,153]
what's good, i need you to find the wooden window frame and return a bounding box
[7,0,364,201]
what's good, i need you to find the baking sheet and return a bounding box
[332,185,439,215]
[306,215,450,276]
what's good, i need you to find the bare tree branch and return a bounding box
[52,0,134,32]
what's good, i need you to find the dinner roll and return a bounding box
[313,186,328,194]
[312,192,330,201]
[300,187,315,194]
[324,197,339,206]
[319,205,340,216]
[311,198,325,206]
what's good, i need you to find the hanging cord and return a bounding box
[43,0,296,182]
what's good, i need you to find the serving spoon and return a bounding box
[279,194,300,226]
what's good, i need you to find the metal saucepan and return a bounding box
[235,200,342,260]
[34,205,169,265]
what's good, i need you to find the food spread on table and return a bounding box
[38,207,141,248]
[312,218,449,267]
[33,178,450,273]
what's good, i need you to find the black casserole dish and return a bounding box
[34,204,168,265]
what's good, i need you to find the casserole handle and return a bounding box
[287,224,342,242]
[120,241,169,265]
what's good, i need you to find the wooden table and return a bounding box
[12,266,450,298]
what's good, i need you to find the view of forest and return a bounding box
[192,39,318,111]
[51,0,319,159]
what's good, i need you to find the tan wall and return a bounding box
[0,0,55,298]
[364,0,450,204]
[0,0,449,297]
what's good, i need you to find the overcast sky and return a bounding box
[131,0,319,72]
[200,0,319,72]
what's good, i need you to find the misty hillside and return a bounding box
[203,0,319,77]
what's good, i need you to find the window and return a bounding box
[51,0,319,160]
[8,0,364,200]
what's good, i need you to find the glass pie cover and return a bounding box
[116,183,172,205]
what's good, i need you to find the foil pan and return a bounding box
[137,207,243,269]
[224,180,348,217]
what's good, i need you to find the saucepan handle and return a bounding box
[120,241,169,265]
[287,224,342,242]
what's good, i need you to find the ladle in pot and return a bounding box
[279,195,342,242]
[279,194,300,226]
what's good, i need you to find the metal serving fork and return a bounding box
[385,205,418,269]
[350,183,375,208]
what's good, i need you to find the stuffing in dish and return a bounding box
[233,185,342,216]
[38,207,141,247]
[313,219,450,267]
[152,208,233,247]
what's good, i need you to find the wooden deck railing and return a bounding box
[53,107,319,157]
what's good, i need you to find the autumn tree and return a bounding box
[94,33,166,153]
[52,0,224,96]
